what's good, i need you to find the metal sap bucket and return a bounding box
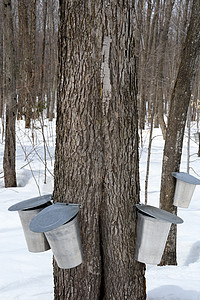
[172,172,200,208]
[194,132,200,144]
[30,202,83,269]
[135,204,183,265]
[8,194,52,252]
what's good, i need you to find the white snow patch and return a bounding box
[0,120,200,299]
[140,125,200,300]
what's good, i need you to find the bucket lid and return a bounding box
[8,194,52,211]
[172,172,200,185]
[29,202,80,233]
[136,204,183,224]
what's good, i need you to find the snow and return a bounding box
[0,120,54,299]
[140,127,200,300]
[0,120,200,299]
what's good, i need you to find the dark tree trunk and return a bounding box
[139,0,152,130]
[24,0,36,127]
[159,0,200,266]
[17,0,36,126]
[17,0,24,120]
[37,0,47,116]
[156,0,175,139]
[0,0,3,117]
[148,0,159,125]
[53,1,146,299]
[3,0,17,187]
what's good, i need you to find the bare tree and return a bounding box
[46,0,58,120]
[156,0,175,139]
[3,0,17,187]
[53,1,146,299]
[0,1,3,117]
[159,0,200,266]
[17,0,36,127]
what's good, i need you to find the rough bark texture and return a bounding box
[38,0,47,116]
[159,0,200,266]
[156,0,175,139]
[148,0,159,125]
[139,0,152,130]
[17,0,24,120]
[0,1,3,117]
[3,0,17,187]
[53,1,146,299]
[17,0,36,126]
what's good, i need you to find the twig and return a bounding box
[16,135,41,195]
[17,126,54,178]
[190,167,200,178]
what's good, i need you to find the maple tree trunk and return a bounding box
[159,0,200,266]
[3,0,17,187]
[53,1,146,299]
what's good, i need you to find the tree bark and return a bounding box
[17,0,36,126]
[139,0,152,130]
[24,0,36,127]
[159,0,200,266]
[0,1,3,117]
[37,0,47,116]
[156,0,175,139]
[53,1,146,299]
[17,0,24,120]
[3,0,17,187]
[46,0,58,121]
[148,0,159,125]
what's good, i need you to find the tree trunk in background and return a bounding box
[148,0,159,125]
[17,0,36,127]
[53,1,146,299]
[159,0,200,266]
[27,0,36,124]
[38,0,47,115]
[3,0,17,187]
[156,0,175,139]
[17,0,25,120]
[24,0,36,127]
[46,0,57,121]
[0,1,3,117]
[139,0,152,130]
[180,0,190,49]
[136,0,144,130]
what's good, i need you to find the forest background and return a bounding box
[0,0,200,299]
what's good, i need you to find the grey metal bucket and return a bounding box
[30,202,83,269]
[45,215,83,269]
[8,195,52,252]
[172,172,200,208]
[194,132,200,144]
[18,208,50,252]
[135,204,183,265]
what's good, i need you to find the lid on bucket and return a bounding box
[8,194,52,211]
[172,172,200,185]
[29,202,80,233]
[136,204,183,224]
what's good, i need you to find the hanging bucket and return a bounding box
[172,172,200,208]
[194,132,200,144]
[135,204,183,265]
[8,194,52,252]
[30,202,83,269]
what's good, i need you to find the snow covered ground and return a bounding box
[0,120,55,300]
[140,126,200,300]
[0,119,200,299]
